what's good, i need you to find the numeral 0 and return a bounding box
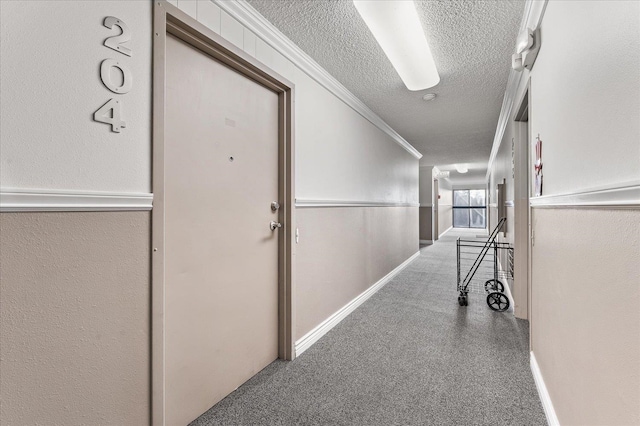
[100,59,133,94]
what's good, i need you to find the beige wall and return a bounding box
[419,208,433,241]
[295,207,418,339]
[531,208,640,425]
[0,212,151,425]
[419,167,434,241]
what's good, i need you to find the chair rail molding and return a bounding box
[295,199,420,208]
[529,181,640,208]
[0,188,153,212]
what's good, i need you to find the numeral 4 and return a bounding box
[94,99,126,133]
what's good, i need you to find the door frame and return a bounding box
[433,179,439,240]
[513,79,531,323]
[151,2,296,425]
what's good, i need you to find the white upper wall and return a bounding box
[0,1,152,193]
[530,0,639,195]
[0,0,419,204]
[294,68,418,203]
[418,167,433,206]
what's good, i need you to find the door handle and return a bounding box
[270,221,282,231]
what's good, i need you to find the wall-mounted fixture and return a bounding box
[434,170,450,179]
[422,93,437,101]
[512,27,541,72]
[354,0,439,91]
[455,164,468,173]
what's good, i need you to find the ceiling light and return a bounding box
[422,93,437,101]
[354,0,440,91]
[455,164,468,174]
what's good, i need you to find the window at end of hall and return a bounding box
[453,189,486,229]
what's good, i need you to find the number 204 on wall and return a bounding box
[94,16,133,133]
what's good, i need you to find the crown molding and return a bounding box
[0,189,153,212]
[214,0,422,160]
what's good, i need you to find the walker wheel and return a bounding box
[484,279,504,293]
[487,292,509,312]
[458,295,468,306]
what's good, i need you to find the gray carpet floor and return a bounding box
[191,228,547,425]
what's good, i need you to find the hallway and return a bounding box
[192,229,546,425]
[2,1,638,424]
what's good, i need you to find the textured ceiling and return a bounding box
[246,0,525,183]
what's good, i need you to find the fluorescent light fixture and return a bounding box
[354,0,440,91]
[455,164,468,173]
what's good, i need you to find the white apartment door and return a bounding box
[163,34,280,426]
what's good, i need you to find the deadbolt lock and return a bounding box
[270,221,282,231]
[271,201,280,212]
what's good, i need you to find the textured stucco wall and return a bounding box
[530,0,640,195]
[294,68,419,204]
[0,1,152,193]
[531,208,640,425]
[0,212,151,425]
[295,207,419,339]
[0,0,419,202]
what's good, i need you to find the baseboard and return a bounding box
[294,250,421,357]
[438,226,453,238]
[419,239,433,245]
[530,352,560,426]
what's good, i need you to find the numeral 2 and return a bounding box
[94,99,126,133]
[103,16,132,57]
